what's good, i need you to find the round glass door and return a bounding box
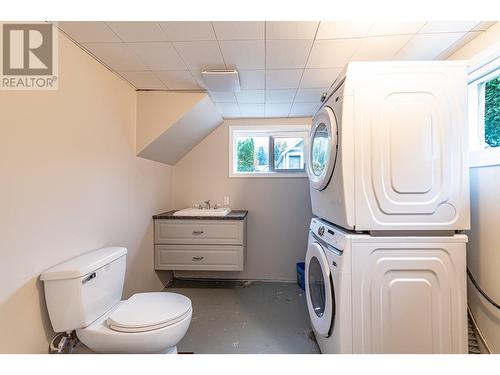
[305,242,334,337]
[308,256,326,317]
[311,123,329,178]
[307,107,338,191]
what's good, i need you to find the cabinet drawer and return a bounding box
[155,245,243,271]
[155,220,244,245]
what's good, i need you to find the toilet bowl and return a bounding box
[41,247,193,354]
[76,293,192,354]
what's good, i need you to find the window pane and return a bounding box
[274,137,305,170]
[311,123,330,176]
[236,136,269,172]
[485,75,500,148]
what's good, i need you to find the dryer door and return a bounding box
[308,106,339,191]
[305,241,334,337]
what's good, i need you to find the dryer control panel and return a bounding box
[310,218,346,251]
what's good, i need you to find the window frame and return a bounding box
[468,48,500,168]
[229,125,310,178]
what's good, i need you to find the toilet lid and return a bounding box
[107,292,192,333]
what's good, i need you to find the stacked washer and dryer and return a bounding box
[304,61,470,354]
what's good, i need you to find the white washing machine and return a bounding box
[307,61,470,232]
[305,218,468,354]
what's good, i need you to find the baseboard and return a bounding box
[172,274,296,283]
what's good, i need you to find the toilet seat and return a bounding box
[107,292,192,333]
[76,293,193,354]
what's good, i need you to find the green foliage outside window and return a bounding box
[237,138,255,172]
[485,76,500,148]
[256,145,268,166]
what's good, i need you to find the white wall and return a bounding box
[0,31,173,353]
[172,118,312,281]
[449,22,500,353]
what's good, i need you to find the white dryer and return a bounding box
[307,61,470,232]
[305,218,468,354]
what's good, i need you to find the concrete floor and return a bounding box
[166,279,320,354]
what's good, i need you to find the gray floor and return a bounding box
[166,279,320,354]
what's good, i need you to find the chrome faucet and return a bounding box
[204,200,211,209]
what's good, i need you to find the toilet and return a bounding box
[41,247,192,354]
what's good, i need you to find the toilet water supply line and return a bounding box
[49,331,79,354]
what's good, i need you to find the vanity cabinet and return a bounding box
[153,211,247,271]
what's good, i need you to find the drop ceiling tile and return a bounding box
[316,21,373,39]
[266,69,303,89]
[209,91,237,103]
[352,34,413,61]
[266,21,319,39]
[290,102,319,116]
[266,39,313,69]
[265,89,297,103]
[213,21,265,40]
[216,102,240,113]
[300,68,341,88]
[419,22,480,34]
[239,70,265,89]
[394,32,467,60]
[127,42,186,70]
[173,41,225,71]
[307,39,361,68]
[295,88,327,103]
[159,22,215,41]
[155,71,200,90]
[106,22,166,42]
[82,43,146,71]
[222,112,242,118]
[367,22,425,36]
[219,40,265,70]
[265,103,292,116]
[58,22,120,43]
[239,103,265,114]
[118,71,166,90]
[235,90,265,103]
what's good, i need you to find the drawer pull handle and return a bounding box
[192,230,204,235]
[192,256,204,262]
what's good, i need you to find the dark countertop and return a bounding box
[153,210,248,220]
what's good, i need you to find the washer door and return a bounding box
[305,241,334,337]
[307,106,339,191]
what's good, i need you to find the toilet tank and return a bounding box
[40,247,127,333]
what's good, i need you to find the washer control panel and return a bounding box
[310,218,346,251]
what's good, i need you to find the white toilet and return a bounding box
[41,247,192,354]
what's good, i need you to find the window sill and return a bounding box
[470,148,500,168]
[229,172,308,178]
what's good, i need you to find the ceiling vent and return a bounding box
[201,70,241,92]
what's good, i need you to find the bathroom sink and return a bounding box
[173,208,231,217]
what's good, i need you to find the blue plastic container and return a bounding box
[296,262,305,290]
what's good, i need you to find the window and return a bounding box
[229,126,309,177]
[468,51,500,167]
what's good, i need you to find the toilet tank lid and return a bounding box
[40,247,127,281]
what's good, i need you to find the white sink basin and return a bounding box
[173,208,231,217]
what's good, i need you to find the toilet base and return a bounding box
[161,346,178,354]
